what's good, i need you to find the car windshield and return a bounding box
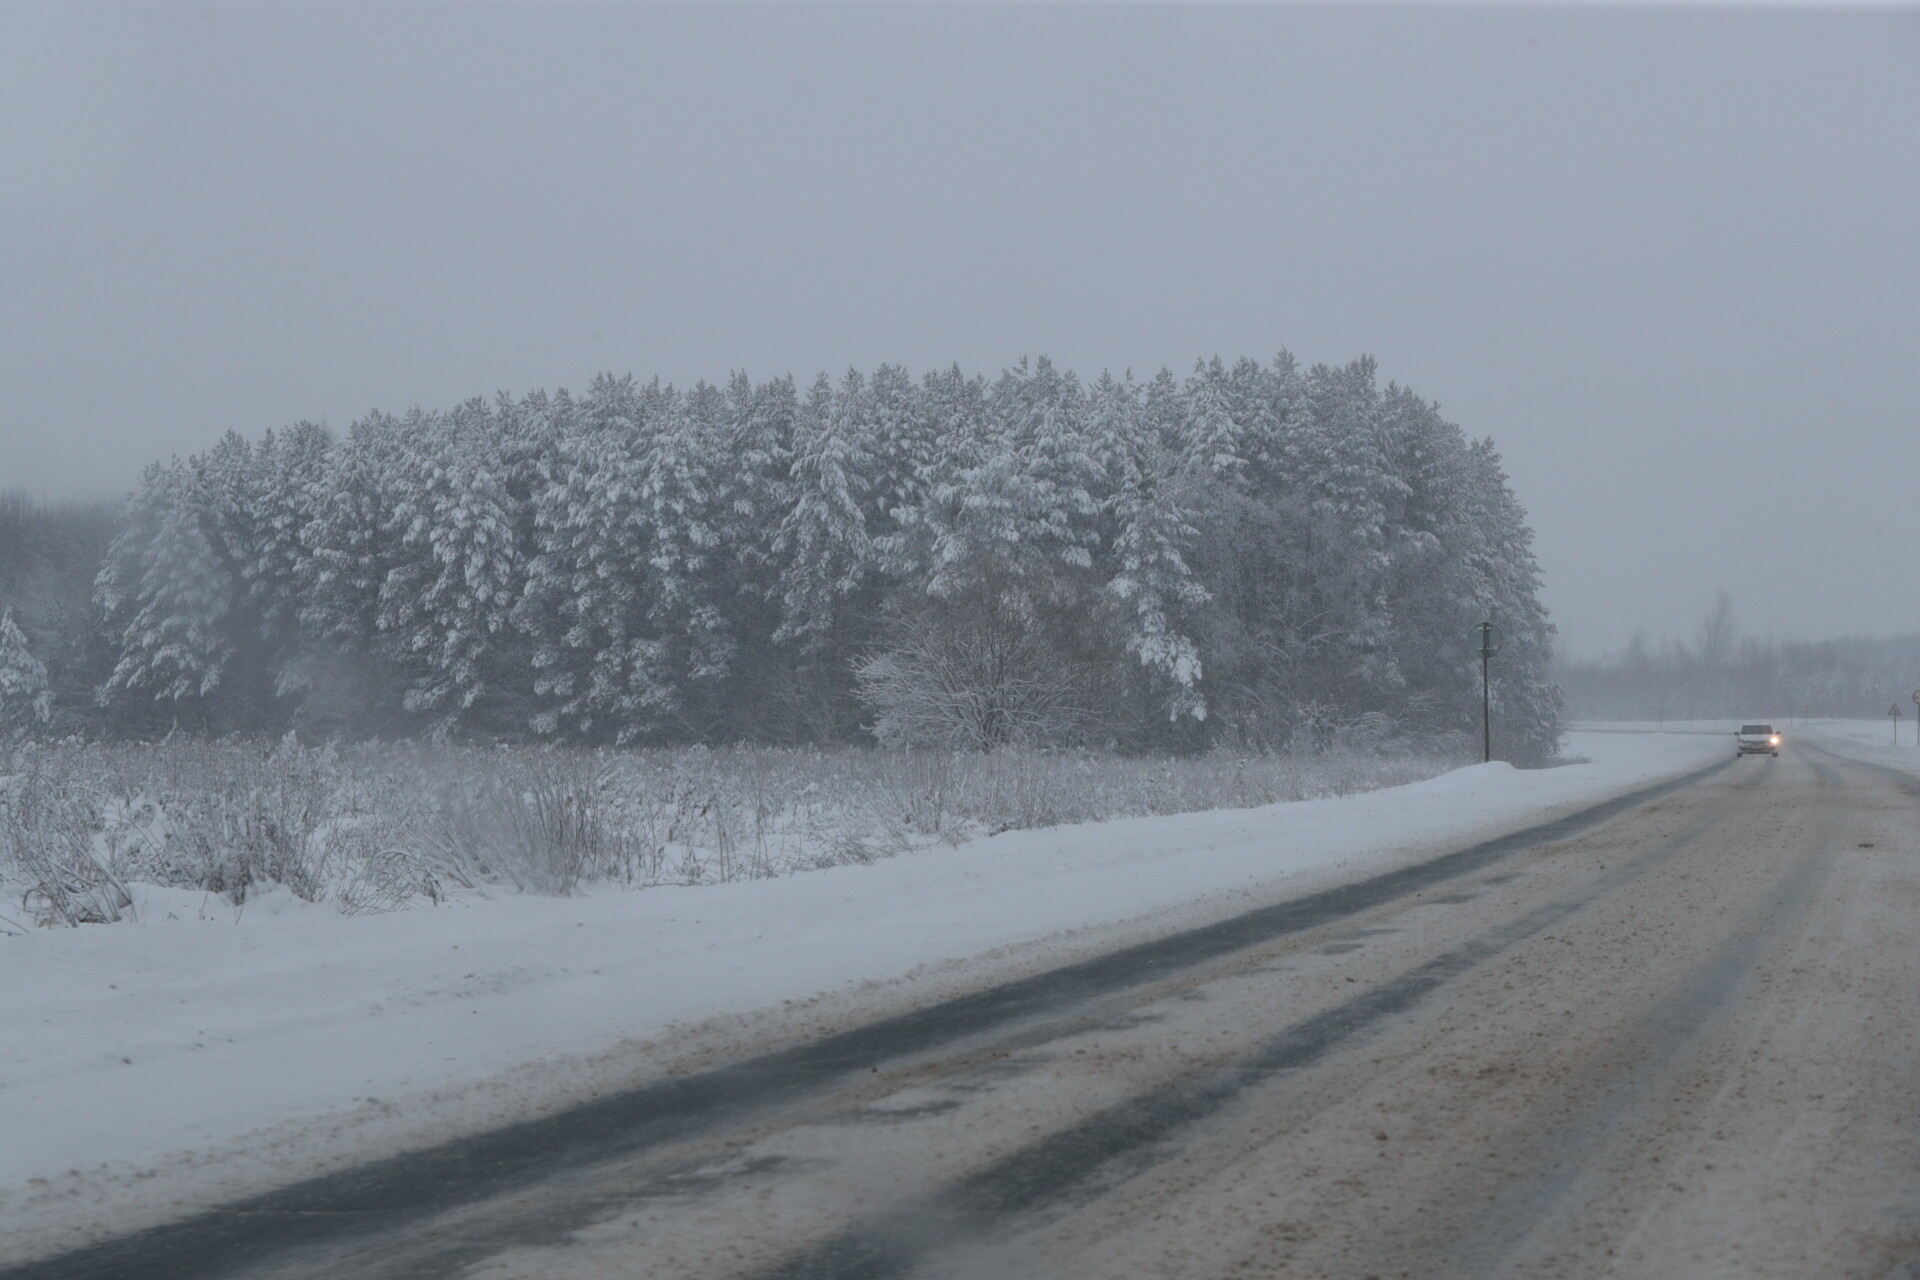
[1741,725,1773,734]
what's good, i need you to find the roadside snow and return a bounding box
[1792,718,1920,774]
[0,730,1725,1257]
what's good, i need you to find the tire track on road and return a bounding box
[1408,753,1846,1278]
[752,768,1760,1280]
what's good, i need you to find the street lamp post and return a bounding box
[1476,621,1502,763]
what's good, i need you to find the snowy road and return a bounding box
[14,733,1920,1279]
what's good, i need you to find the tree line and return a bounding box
[1556,592,1920,724]
[2,352,1564,761]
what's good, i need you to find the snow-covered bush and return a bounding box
[0,753,131,927]
[856,604,1096,751]
[0,736,1466,928]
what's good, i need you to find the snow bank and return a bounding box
[0,730,1724,1256]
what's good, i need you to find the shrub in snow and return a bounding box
[0,736,1466,927]
[0,753,132,926]
[856,602,1096,751]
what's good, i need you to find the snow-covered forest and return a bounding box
[3,352,1562,762]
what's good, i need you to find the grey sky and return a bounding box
[3,3,1916,655]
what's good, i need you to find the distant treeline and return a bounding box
[1556,593,1920,723]
[0,352,1563,760]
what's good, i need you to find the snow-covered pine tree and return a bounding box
[774,370,880,650]
[242,422,332,709]
[289,411,413,735]
[1374,383,1465,734]
[861,358,1106,749]
[1226,355,1283,485]
[915,356,1101,612]
[768,371,886,736]
[1291,357,1409,704]
[96,458,237,719]
[867,362,934,542]
[514,373,654,740]
[1091,371,1209,726]
[375,401,525,733]
[1180,356,1246,485]
[1456,437,1563,763]
[720,371,796,574]
[878,363,986,583]
[190,431,286,726]
[631,379,735,738]
[0,608,52,736]
[710,371,796,739]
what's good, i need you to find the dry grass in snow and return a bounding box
[0,736,1466,929]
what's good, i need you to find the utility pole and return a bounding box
[1476,621,1502,763]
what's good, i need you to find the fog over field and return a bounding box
[3,3,1916,658]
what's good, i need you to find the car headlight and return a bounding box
[1770,736,1780,745]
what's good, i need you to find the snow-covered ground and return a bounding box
[0,729,1726,1258]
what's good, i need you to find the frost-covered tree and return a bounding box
[711,371,796,739]
[1181,357,1246,484]
[775,370,880,650]
[1455,438,1563,763]
[515,374,656,740]
[0,609,52,736]
[908,356,1101,612]
[1084,371,1208,729]
[290,412,414,734]
[867,362,933,540]
[637,381,736,736]
[96,459,237,717]
[375,401,526,732]
[1106,467,1209,724]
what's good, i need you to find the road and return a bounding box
[14,738,1920,1280]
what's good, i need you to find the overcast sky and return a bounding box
[2,3,1916,655]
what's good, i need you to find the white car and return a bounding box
[1736,723,1781,757]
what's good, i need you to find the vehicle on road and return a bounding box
[1736,723,1782,756]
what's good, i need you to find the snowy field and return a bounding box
[1790,717,1920,773]
[0,729,1727,1259]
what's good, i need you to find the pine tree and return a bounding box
[866,363,932,541]
[96,459,237,714]
[913,357,1101,611]
[712,371,796,739]
[1457,438,1563,763]
[1291,357,1409,702]
[1103,391,1209,722]
[637,381,736,736]
[775,370,879,650]
[1180,357,1246,485]
[376,401,525,731]
[0,609,52,736]
[243,422,332,705]
[515,373,655,739]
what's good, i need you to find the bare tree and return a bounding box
[1696,588,1736,717]
[855,601,1094,751]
